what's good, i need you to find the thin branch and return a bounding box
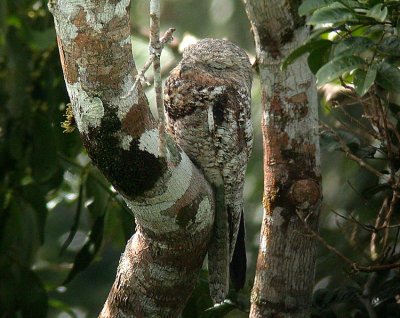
[150,0,166,157]
[122,28,175,99]
[332,209,375,232]
[296,210,400,273]
[382,190,400,251]
[321,123,386,179]
[376,96,396,183]
[370,196,389,260]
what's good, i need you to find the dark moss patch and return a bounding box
[257,25,281,59]
[82,109,167,198]
[281,28,294,45]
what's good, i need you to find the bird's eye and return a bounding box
[208,61,226,70]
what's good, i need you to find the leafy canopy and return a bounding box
[283,0,400,96]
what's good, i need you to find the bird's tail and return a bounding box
[208,186,230,304]
[229,209,247,290]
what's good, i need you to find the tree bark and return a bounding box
[48,1,214,316]
[242,1,322,317]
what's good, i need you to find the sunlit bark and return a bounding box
[48,1,214,316]
[242,1,322,317]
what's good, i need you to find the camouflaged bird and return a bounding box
[164,38,253,304]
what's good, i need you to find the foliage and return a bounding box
[0,1,134,316]
[284,0,400,316]
[3,0,399,317]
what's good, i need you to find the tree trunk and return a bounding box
[48,1,214,316]
[242,1,322,317]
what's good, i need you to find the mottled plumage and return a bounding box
[164,38,253,303]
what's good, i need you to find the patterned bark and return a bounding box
[242,1,322,317]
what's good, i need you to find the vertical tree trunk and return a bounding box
[48,1,214,316]
[242,1,322,317]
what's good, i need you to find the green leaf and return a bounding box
[8,123,26,161]
[0,267,48,318]
[31,112,59,183]
[21,184,48,244]
[0,265,19,313]
[59,180,84,255]
[299,0,360,16]
[333,36,374,57]
[63,213,106,284]
[378,36,400,57]
[28,28,57,51]
[282,40,332,70]
[376,62,400,93]
[182,270,213,318]
[204,299,238,317]
[309,6,358,25]
[299,0,336,16]
[307,42,332,74]
[85,172,109,219]
[48,299,78,318]
[353,64,377,96]
[316,55,365,85]
[20,269,48,318]
[309,27,337,40]
[0,200,40,267]
[367,3,388,22]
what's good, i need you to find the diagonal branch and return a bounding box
[48,0,214,316]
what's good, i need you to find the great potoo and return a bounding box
[164,38,253,303]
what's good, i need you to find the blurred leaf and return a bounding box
[63,211,106,284]
[299,0,336,16]
[104,200,135,246]
[388,101,400,114]
[5,27,31,115]
[28,28,56,51]
[353,64,377,96]
[309,6,358,25]
[182,270,213,318]
[0,200,40,267]
[367,3,388,22]
[333,285,361,303]
[299,0,360,16]
[378,36,400,57]
[282,39,332,70]
[309,27,336,40]
[339,130,361,148]
[21,184,48,244]
[376,62,400,93]
[0,265,47,318]
[364,24,385,40]
[203,300,237,318]
[59,179,84,255]
[333,36,374,58]
[313,288,336,308]
[0,265,19,314]
[5,15,22,29]
[85,171,109,219]
[316,55,364,85]
[48,299,78,318]
[371,276,400,308]
[308,42,332,74]
[20,268,48,318]
[31,112,59,183]
[8,123,26,161]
